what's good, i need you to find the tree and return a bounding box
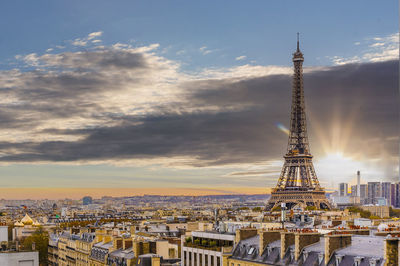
[21,227,49,266]
[369,215,381,220]
[347,207,371,219]
[389,207,400,218]
[305,206,317,211]
[252,207,262,212]
[271,206,281,212]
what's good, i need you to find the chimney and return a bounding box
[103,235,112,243]
[235,228,258,244]
[95,229,105,242]
[280,232,295,260]
[384,236,399,265]
[357,171,361,197]
[151,255,161,266]
[324,234,351,264]
[95,234,103,243]
[123,238,133,250]
[294,232,320,261]
[113,237,123,249]
[133,241,144,256]
[258,229,281,252]
[142,241,151,254]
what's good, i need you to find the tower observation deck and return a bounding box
[266,34,331,210]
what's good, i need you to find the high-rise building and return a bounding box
[339,183,348,197]
[360,184,368,203]
[266,34,331,210]
[357,171,361,197]
[351,185,357,196]
[391,183,400,208]
[381,182,391,203]
[367,182,381,205]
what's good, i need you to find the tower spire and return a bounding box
[297,32,300,51]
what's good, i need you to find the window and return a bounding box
[217,257,221,266]
[184,251,187,266]
[200,254,203,266]
[248,247,255,255]
[211,255,214,266]
[205,255,208,266]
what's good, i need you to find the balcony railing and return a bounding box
[183,242,222,252]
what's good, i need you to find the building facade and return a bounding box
[182,231,234,266]
[367,182,381,205]
[339,183,348,197]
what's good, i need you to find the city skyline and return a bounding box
[0,1,398,199]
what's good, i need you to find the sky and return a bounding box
[0,1,398,199]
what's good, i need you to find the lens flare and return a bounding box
[276,122,289,135]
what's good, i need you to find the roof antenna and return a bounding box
[297,32,300,51]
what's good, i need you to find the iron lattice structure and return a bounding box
[266,35,331,210]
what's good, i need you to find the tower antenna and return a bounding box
[297,32,300,51]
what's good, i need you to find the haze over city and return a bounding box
[0,1,398,199]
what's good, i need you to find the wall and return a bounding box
[0,251,39,266]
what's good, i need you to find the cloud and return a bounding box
[87,31,103,40]
[0,35,398,184]
[329,32,399,65]
[235,55,247,61]
[72,39,88,47]
[199,46,214,55]
[72,31,104,47]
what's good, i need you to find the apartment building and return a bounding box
[182,231,235,266]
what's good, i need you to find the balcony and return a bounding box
[183,242,222,252]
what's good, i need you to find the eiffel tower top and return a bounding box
[287,33,310,156]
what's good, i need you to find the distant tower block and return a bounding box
[266,34,331,210]
[357,170,361,197]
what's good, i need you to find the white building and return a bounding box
[0,251,39,266]
[182,231,235,266]
[0,226,8,242]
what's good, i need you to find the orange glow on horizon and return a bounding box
[0,187,272,200]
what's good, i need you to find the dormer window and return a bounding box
[354,256,364,266]
[290,249,295,261]
[267,246,272,256]
[335,254,344,266]
[369,258,379,266]
[303,251,308,261]
[318,253,324,264]
[248,247,255,255]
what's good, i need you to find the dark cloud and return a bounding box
[40,49,149,70]
[0,58,397,179]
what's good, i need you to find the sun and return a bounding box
[314,151,367,189]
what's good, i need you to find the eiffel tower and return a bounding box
[266,34,331,210]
